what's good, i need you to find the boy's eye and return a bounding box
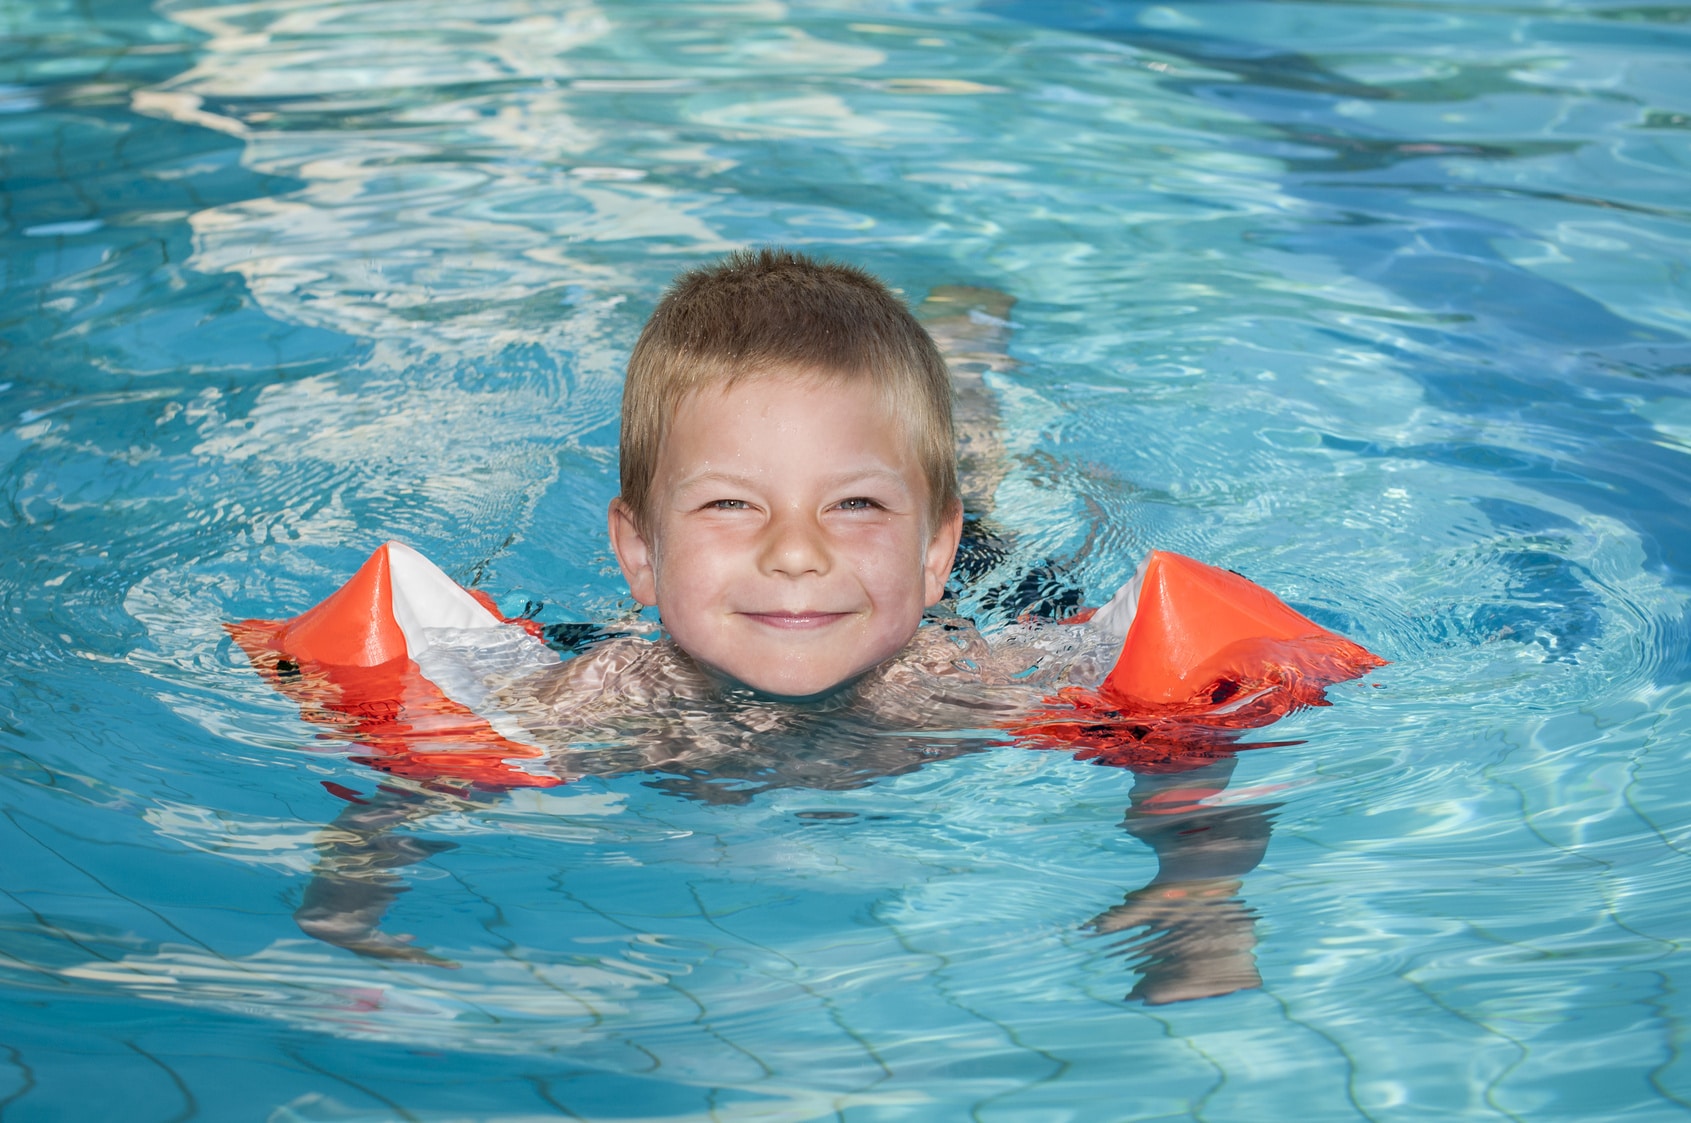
[835,496,883,512]
[706,499,749,511]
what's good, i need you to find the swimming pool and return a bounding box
[4,0,1690,1117]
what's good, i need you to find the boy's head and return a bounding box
[620,248,959,531]
[609,248,964,699]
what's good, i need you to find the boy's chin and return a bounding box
[693,657,868,704]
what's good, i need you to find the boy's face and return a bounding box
[609,375,961,699]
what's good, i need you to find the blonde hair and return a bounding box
[619,248,958,532]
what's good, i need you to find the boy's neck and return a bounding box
[668,639,869,709]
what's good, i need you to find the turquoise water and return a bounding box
[5,0,1691,1118]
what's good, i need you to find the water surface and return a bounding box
[3,0,1690,1118]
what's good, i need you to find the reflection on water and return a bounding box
[5,0,1691,1117]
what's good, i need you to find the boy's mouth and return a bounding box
[741,611,852,630]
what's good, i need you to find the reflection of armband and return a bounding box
[1009,551,1385,771]
[227,541,561,790]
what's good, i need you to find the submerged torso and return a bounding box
[489,614,1122,799]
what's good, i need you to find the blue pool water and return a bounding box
[5,0,1691,1118]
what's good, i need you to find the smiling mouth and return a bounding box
[742,611,853,630]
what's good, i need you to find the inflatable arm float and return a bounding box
[1010,550,1385,769]
[228,543,563,789]
[229,543,1383,786]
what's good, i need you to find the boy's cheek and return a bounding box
[651,547,734,605]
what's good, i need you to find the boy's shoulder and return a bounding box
[504,636,675,725]
[497,614,1108,735]
[887,613,1111,686]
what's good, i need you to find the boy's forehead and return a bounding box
[658,374,925,471]
[668,370,905,428]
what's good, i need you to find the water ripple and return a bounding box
[4,0,1691,1117]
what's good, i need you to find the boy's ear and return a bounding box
[607,499,659,606]
[922,501,965,607]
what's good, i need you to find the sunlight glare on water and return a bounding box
[3,0,1691,1118]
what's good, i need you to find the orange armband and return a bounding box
[1010,551,1385,770]
[227,541,560,790]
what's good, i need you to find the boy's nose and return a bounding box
[759,509,832,578]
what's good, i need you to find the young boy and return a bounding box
[241,246,1373,751]
[505,248,1086,740]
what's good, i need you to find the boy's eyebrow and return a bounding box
[674,467,916,493]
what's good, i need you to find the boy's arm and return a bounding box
[1087,758,1273,1005]
[294,784,471,967]
[498,636,661,732]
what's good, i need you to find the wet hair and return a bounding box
[619,247,958,533]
